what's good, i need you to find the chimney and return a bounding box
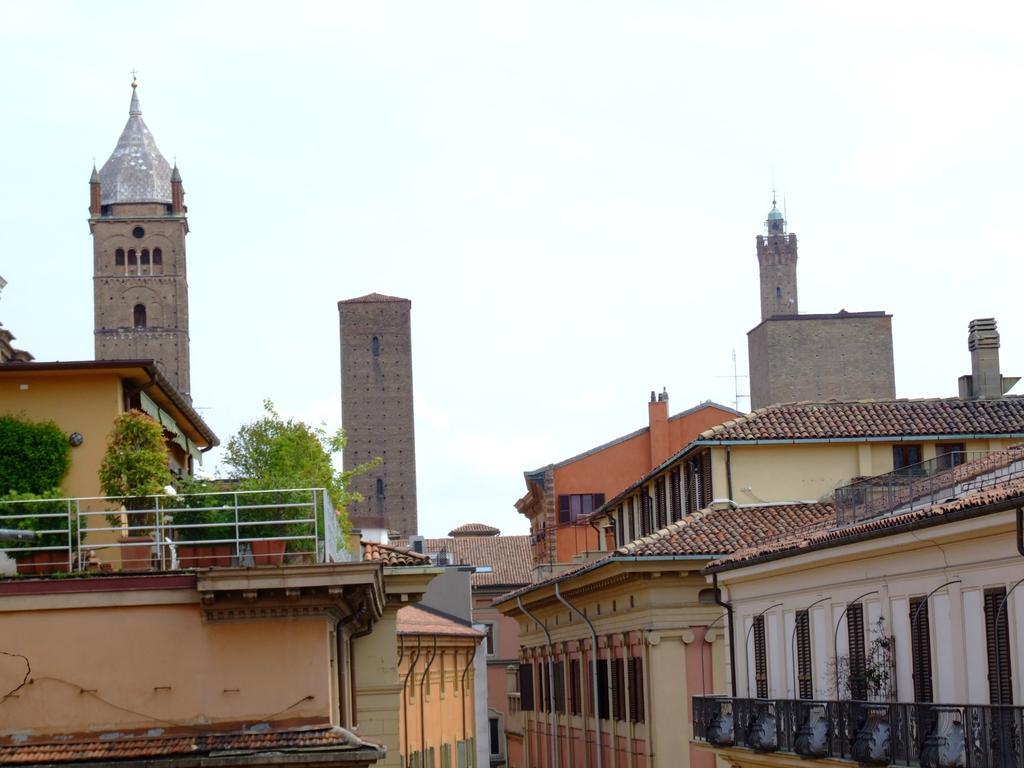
[958,318,1020,400]
[648,387,670,469]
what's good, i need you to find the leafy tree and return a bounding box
[222,400,376,539]
[98,410,173,527]
[0,414,70,494]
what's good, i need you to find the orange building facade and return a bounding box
[515,394,737,577]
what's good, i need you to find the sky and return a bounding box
[2,2,1023,537]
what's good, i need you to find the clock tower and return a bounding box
[90,79,191,398]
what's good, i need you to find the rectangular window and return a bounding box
[611,657,625,720]
[569,659,582,716]
[753,615,768,698]
[670,468,682,522]
[628,499,637,541]
[655,477,667,530]
[519,662,534,711]
[489,717,501,756]
[892,444,923,473]
[615,509,623,547]
[795,610,813,699]
[589,660,610,720]
[847,603,867,700]
[558,493,606,523]
[553,660,565,713]
[984,587,1013,704]
[909,597,933,703]
[936,443,966,470]
[699,452,713,508]
[628,656,645,722]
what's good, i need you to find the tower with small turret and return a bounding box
[756,197,798,320]
[90,79,191,399]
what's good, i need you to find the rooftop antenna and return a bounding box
[715,348,750,411]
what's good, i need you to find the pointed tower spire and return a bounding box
[129,73,141,116]
[98,78,172,205]
[89,162,100,184]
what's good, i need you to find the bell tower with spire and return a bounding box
[90,78,192,398]
[755,194,798,320]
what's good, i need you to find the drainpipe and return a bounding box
[789,597,830,699]
[711,573,737,697]
[725,446,734,501]
[554,582,602,768]
[700,611,730,696]
[419,635,438,761]
[403,636,422,762]
[517,596,557,768]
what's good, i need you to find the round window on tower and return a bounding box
[132,226,145,239]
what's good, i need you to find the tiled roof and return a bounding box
[700,397,1024,442]
[0,724,381,765]
[338,292,409,304]
[392,535,532,588]
[496,502,832,603]
[362,540,431,566]
[397,603,485,638]
[448,522,500,537]
[711,474,1024,572]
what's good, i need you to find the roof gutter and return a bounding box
[516,596,557,768]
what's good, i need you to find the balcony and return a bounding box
[0,487,346,575]
[834,446,1024,526]
[692,696,1024,767]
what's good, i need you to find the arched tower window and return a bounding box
[141,249,150,264]
[152,248,162,265]
[776,286,782,300]
[133,304,147,329]
[372,336,381,357]
[127,249,137,274]
[115,248,125,266]
[376,478,384,497]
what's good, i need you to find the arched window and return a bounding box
[115,248,125,266]
[141,249,150,265]
[127,249,137,267]
[152,248,162,265]
[776,286,782,300]
[372,336,381,357]
[133,304,147,329]
[376,478,384,497]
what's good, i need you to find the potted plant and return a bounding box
[0,490,76,575]
[172,478,235,568]
[98,410,173,571]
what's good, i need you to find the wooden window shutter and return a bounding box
[628,657,645,722]
[670,468,682,522]
[753,615,768,698]
[909,597,934,703]
[569,659,581,716]
[628,499,637,541]
[655,477,667,529]
[847,603,867,700]
[984,587,1013,705]
[611,657,625,720]
[795,610,813,699]
[519,662,534,711]
[594,492,605,509]
[558,495,570,524]
[699,452,713,508]
[554,660,565,712]
[597,660,610,720]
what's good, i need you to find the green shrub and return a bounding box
[0,415,70,495]
[0,489,77,551]
[171,477,235,543]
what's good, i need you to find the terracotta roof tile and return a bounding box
[397,603,485,638]
[448,522,501,537]
[0,725,380,765]
[712,472,1024,572]
[362,540,430,566]
[392,535,531,587]
[496,502,832,603]
[700,397,1024,442]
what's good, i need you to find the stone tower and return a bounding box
[338,293,418,537]
[755,197,798,320]
[90,79,191,398]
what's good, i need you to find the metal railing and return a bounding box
[693,696,1024,767]
[0,488,343,575]
[834,446,1024,526]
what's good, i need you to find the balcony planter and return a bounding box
[919,706,966,768]
[118,534,155,571]
[251,538,287,566]
[13,550,69,575]
[172,495,235,568]
[794,703,829,758]
[177,543,233,568]
[706,700,735,747]
[851,704,890,765]
[747,704,778,752]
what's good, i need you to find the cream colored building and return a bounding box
[693,448,1024,767]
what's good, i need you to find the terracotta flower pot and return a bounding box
[15,550,69,575]
[178,543,234,568]
[250,539,286,566]
[119,535,154,571]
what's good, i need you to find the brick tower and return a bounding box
[338,293,417,536]
[90,79,191,398]
[755,196,798,320]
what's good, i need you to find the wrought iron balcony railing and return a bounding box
[0,488,346,575]
[692,696,1023,767]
